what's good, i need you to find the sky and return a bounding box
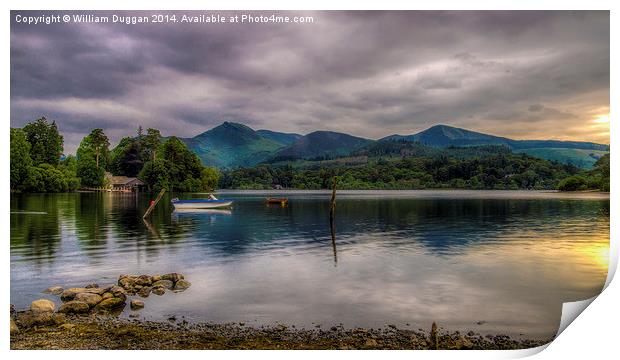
[11,11,610,154]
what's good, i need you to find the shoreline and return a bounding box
[10,315,552,350]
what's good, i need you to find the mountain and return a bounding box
[256,130,302,146]
[382,124,609,168]
[180,122,285,168]
[269,131,373,161]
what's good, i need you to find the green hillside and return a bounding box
[181,122,285,168]
[514,148,609,169]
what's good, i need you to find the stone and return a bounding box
[455,335,474,350]
[101,292,113,300]
[42,286,64,295]
[10,318,19,334]
[15,311,65,328]
[173,279,191,291]
[151,286,165,296]
[60,288,88,301]
[109,286,127,301]
[82,287,107,295]
[135,275,152,286]
[152,279,174,289]
[162,273,184,282]
[85,283,99,288]
[59,323,76,331]
[10,304,15,315]
[30,299,55,312]
[151,275,162,282]
[94,297,125,311]
[138,286,152,298]
[364,338,378,347]
[58,301,90,314]
[75,292,103,307]
[118,277,135,289]
[130,300,145,310]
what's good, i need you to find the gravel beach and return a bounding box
[10,315,552,350]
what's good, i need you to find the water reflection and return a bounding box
[10,191,609,338]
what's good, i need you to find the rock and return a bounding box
[94,297,125,311]
[135,275,152,286]
[173,279,191,291]
[75,292,103,307]
[152,279,174,289]
[85,283,99,288]
[138,286,151,297]
[275,324,287,331]
[118,277,135,289]
[455,335,474,349]
[130,300,145,310]
[364,338,378,347]
[151,286,165,296]
[101,292,113,300]
[10,318,19,334]
[30,299,55,312]
[59,323,76,331]
[162,273,184,282]
[42,286,64,295]
[58,301,90,314]
[82,287,107,295]
[151,275,162,282]
[15,311,65,328]
[109,286,127,301]
[60,288,88,301]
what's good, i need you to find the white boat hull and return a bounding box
[172,201,233,209]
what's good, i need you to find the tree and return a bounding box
[76,130,109,188]
[557,175,588,191]
[144,128,161,161]
[138,158,170,192]
[89,128,110,169]
[23,117,63,166]
[10,128,32,190]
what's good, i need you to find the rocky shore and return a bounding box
[10,315,551,350]
[10,273,552,350]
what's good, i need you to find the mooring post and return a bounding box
[430,322,438,349]
[329,176,338,224]
[143,188,166,219]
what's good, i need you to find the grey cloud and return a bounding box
[10,10,610,152]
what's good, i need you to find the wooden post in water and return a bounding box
[330,176,338,264]
[143,189,166,219]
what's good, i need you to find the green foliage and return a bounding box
[10,128,32,190]
[557,153,610,192]
[557,176,588,191]
[76,129,110,187]
[23,117,63,166]
[23,164,73,192]
[221,150,578,190]
[139,137,220,192]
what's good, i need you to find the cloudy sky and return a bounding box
[11,11,609,154]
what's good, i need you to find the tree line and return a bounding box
[220,149,609,191]
[10,117,220,193]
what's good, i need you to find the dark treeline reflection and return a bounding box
[11,192,609,263]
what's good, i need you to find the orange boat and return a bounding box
[266,197,288,205]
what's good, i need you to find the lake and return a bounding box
[10,190,609,339]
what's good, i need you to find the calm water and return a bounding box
[10,190,609,338]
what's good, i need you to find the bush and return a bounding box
[557,175,588,191]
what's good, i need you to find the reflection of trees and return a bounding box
[11,193,610,265]
[10,194,62,264]
[171,197,610,258]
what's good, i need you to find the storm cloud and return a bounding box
[11,11,609,154]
